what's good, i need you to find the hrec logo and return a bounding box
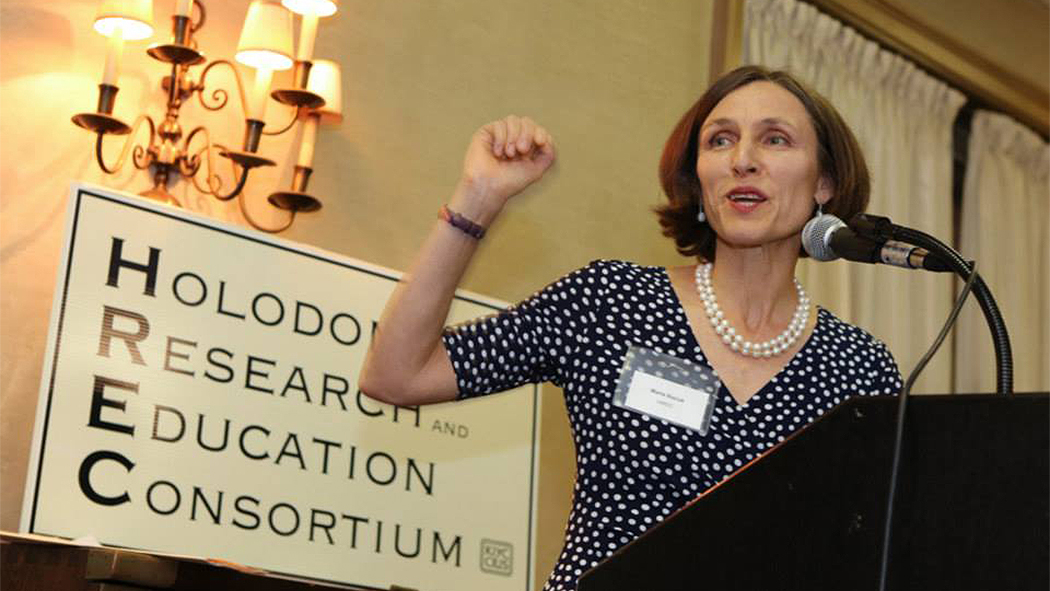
[480,539,513,576]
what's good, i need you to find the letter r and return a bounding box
[98,306,150,365]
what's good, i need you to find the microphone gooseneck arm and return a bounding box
[851,215,1013,394]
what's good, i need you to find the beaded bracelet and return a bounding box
[439,205,487,239]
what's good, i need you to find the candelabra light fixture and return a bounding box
[72,0,343,233]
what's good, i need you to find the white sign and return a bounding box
[21,183,539,590]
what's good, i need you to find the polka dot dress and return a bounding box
[442,260,902,591]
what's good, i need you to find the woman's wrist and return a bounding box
[439,205,487,239]
[448,177,505,227]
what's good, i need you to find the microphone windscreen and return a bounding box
[802,213,844,261]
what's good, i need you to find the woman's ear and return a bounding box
[815,177,833,207]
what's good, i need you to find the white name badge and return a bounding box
[612,345,719,434]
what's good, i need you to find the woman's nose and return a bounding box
[731,142,759,176]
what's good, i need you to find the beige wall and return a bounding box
[0,0,714,586]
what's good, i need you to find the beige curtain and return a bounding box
[742,0,965,393]
[955,111,1050,393]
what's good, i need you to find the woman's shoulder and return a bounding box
[815,307,888,350]
[815,307,901,368]
[813,307,903,394]
[530,260,670,305]
[578,259,669,277]
[564,259,671,291]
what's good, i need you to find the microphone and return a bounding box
[802,214,951,272]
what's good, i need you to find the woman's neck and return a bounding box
[707,240,802,334]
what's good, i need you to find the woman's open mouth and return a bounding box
[726,189,768,214]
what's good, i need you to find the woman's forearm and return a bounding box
[358,182,499,405]
[358,115,556,406]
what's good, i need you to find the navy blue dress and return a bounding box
[442,260,902,591]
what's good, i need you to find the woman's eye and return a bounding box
[767,135,789,146]
[708,134,731,147]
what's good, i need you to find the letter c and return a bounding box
[239,425,271,460]
[78,450,134,506]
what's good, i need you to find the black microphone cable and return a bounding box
[876,260,979,591]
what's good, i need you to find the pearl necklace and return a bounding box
[694,262,810,358]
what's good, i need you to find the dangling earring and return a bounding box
[812,203,824,220]
[697,203,706,223]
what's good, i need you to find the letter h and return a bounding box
[107,238,161,296]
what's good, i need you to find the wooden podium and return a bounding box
[0,532,404,591]
[578,393,1050,591]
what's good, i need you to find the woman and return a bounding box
[359,66,902,591]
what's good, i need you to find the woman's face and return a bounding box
[695,81,831,254]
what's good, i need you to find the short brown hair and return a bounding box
[655,65,870,260]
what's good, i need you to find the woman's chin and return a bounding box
[716,230,802,254]
[715,227,773,248]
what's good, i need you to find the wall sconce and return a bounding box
[71,0,342,233]
[270,58,342,214]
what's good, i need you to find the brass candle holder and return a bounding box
[72,0,341,233]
